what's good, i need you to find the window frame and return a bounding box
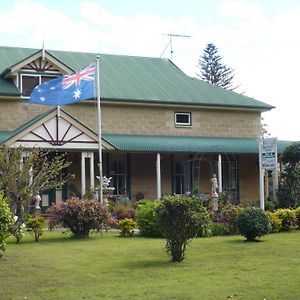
[19,73,58,99]
[174,112,192,126]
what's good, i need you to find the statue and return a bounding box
[102,176,112,189]
[96,176,112,189]
[210,174,219,197]
[210,174,219,211]
[33,194,42,210]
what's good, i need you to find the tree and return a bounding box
[277,142,300,208]
[197,43,235,90]
[0,146,71,230]
[155,195,210,262]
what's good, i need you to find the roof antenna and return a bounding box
[160,33,191,61]
[42,40,45,60]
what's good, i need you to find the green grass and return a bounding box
[1,230,300,300]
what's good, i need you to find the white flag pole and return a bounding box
[96,55,103,204]
[259,139,265,210]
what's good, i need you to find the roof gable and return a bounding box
[3,108,115,150]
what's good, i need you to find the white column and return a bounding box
[90,152,95,189]
[259,140,265,209]
[218,154,222,193]
[156,153,161,199]
[81,152,86,196]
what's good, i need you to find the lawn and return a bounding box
[1,230,300,300]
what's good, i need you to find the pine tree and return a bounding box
[197,43,235,90]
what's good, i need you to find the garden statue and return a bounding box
[33,193,42,210]
[210,174,219,197]
[210,174,219,211]
[102,176,112,189]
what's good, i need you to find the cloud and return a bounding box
[1,0,300,139]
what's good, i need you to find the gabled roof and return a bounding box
[1,108,115,150]
[0,45,274,110]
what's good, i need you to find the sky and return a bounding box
[0,0,300,141]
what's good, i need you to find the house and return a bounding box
[0,45,289,209]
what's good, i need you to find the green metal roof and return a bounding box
[0,131,12,143]
[103,134,292,154]
[0,46,273,110]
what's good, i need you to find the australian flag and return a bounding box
[29,64,95,106]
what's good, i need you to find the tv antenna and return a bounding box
[160,33,191,61]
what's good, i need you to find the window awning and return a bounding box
[103,134,292,154]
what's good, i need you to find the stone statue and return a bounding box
[96,176,112,189]
[210,174,219,197]
[33,194,42,210]
[102,176,112,189]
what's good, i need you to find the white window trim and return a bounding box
[174,112,191,126]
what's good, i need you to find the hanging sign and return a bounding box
[261,138,277,170]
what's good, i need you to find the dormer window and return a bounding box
[174,112,191,126]
[20,74,57,97]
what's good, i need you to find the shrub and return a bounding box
[0,193,13,256]
[295,207,300,229]
[220,204,243,234]
[267,211,282,232]
[155,195,210,262]
[275,209,298,231]
[135,200,162,237]
[117,218,137,237]
[236,207,271,241]
[47,198,109,238]
[210,223,226,236]
[111,204,135,221]
[25,216,45,242]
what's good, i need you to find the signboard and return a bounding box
[261,138,277,170]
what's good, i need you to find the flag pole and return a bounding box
[96,55,103,203]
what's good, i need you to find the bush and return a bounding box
[236,207,271,241]
[111,204,135,221]
[267,211,282,232]
[220,204,243,234]
[117,218,136,237]
[155,195,210,262]
[135,200,162,237]
[275,209,298,231]
[210,223,226,236]
[47,198,109,238]
[295,207,300,229]
[0,193,13,256]
[25,216,45,242]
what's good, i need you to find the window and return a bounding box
[108,153,127,195]
[174,112,191,126]
[172,155,191,194]
[20,74,57,97]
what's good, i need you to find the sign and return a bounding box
[261,138,277,170]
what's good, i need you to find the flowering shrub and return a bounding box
[267,211,282,232]
[111,204,135,221]
[47,197,109,238]
[25,216,45,242]
[117,218,137,237]
[220,204,243,234]
[0,192,13,256]
[295,207,300,228]
[275,209,298,231]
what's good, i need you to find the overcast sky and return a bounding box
[1,0,300,141]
